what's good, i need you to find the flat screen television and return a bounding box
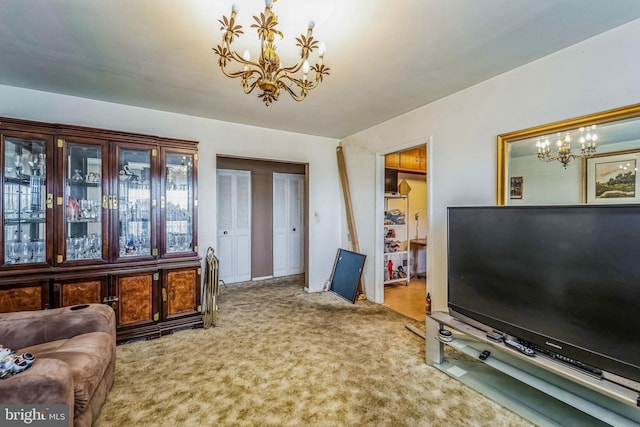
[447,205,640,391]
[384,168,398,194]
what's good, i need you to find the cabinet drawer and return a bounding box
[0,283,49,312]
[58,279,103,307]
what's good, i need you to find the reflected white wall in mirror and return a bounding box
[498,104,640,205]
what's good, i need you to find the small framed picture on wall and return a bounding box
[510,176,523,200]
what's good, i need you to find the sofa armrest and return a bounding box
[0,304,115,350]
[0,358,74,411]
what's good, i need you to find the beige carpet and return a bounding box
[95,275,533,427]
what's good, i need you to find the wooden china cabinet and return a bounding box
[0,117,201,341]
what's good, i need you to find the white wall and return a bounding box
[508,154,582,205]
[0,85,341,292]
[397,172,427,274]
[341,19,640,309]
[397,172,428,240]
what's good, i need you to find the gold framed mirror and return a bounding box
[497,103,640,205]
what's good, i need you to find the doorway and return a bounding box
[381,144,428,321]
[216,156,309,284]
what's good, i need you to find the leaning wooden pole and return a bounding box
[336,145,366,300]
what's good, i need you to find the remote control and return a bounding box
[504,339,536,357]
[479,350,491,360]
[486,330,504,342]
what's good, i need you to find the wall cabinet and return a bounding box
[0,117,201,341]
[385,147,426,174]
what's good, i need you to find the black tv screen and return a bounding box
[447,205,640,387]
[384,168,398,193]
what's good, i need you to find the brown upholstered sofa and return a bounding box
[0,304,116,427]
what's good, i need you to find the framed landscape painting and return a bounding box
[584,149,640,204]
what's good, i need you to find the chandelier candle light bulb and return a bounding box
[536,126,598,168]
[213,0,331,105]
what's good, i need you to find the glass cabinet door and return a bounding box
[63,141,105,262]
[164,151,194,254]
[117,147,153,258]
[3,136,48,265]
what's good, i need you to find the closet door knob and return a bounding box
[293,228,296,232]
[223,230,228,235]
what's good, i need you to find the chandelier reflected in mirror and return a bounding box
[536,125,598,168]
[212,0,330,106]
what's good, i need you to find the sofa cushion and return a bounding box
[0,358,74,409]
[0,304,115,350]
[21,331,114,413]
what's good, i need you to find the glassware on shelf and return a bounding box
[117,148,152,258]
[14,155,23,178]
[21,241,33,262]
[6,242,20,264]
[71,169,84,183]
[164,152,194,254]
[33,240,45,262]
[62,142,103,263]
[3,139,48,266]
[65,234,102,261]
[66,196,79,221]
[28,153,44,176]
[4,239,39,264]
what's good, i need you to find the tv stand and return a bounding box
[427,312,640,426]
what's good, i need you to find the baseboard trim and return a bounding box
[252,275,274,281]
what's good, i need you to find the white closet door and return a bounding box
[273,174,288,276]
[217,172,234,283]
[217,169,251,283]
[233,172,252,282]
[273,173,304,277]
[287,175,304,274]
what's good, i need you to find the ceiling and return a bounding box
[1,1,640,139]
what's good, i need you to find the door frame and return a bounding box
[215,156,309,286]
[374,137,433,304]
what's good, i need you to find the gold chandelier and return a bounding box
[536,125,598,168]
[212,0,330,106]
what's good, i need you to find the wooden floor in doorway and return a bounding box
[383,277,426,322]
